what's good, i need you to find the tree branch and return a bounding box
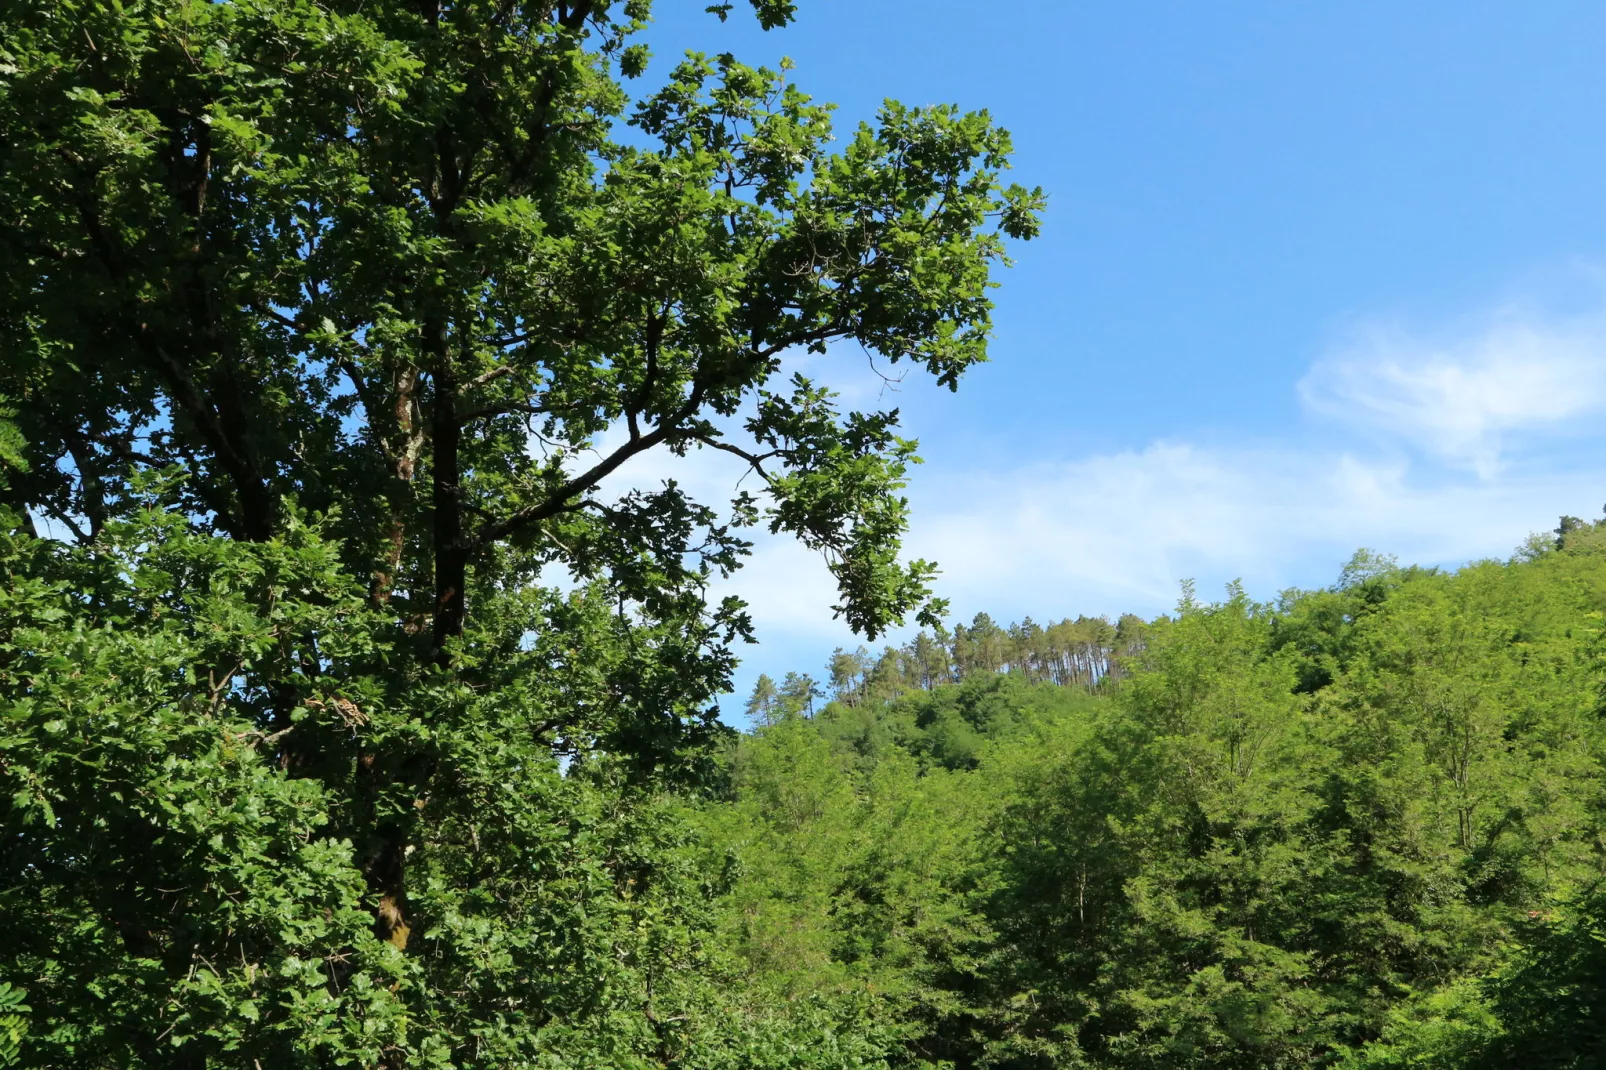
[457,399,558,425]
[688,434,780,484]
[252,302,300,333]
[36,499,91,545]
[465,364,517,390]
[72,190,276,540]
[474,385,704,547]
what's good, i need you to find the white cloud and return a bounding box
[534,305,1606,715]
[689,438,1606,667]
[902,444,1603,622]
[1299,314,1606,476]
[709,437,1606,715]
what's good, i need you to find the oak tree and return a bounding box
[0,0,1040,1064]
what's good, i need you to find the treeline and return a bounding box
[745,612,1149,723]
[696,522,1606,1068]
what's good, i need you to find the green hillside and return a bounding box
[694,523,1606,1067]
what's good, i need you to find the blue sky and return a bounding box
[626,2,1606,715]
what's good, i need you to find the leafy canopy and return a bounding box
[0,0,1039,1065]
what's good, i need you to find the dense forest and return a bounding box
[697,522,1606,1068]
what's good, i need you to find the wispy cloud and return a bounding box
[692,434,1606,718]
[553,300,1606,712]
[682,436,1606,668]
[903,444,1603,622]
[1298,313,1606,476]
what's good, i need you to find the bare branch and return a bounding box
[458,399,557,424]
[465,365,517,390]
[474,386,704,547]
[36,500,92,544]
[689,434,781,484]
[252,303,300,332]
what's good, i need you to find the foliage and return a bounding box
[1346,886,1606,1070]
[707,530,1606,1067]
[0,984,27,1070]
[0,0,1040,1064]
[15,0,1606,1065]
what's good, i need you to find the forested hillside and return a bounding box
[695,522,1606,1067]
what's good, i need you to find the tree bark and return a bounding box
[428,317,466,655]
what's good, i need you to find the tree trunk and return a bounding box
[429,316,466,656]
